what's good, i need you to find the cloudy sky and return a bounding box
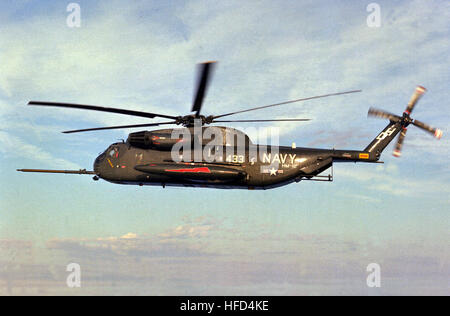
[0,0,448,295]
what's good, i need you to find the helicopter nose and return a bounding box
[94,155,102,175]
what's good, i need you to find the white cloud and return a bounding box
[3,226,449,295]
[336,162,450,197]
[120,232,138,240]
[0,130,81,169]
[158,224,214,239]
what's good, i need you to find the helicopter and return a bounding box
[18,62,442,190]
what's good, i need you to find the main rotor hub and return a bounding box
[176,114,211,127]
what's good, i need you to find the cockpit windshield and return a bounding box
[108,146,119,158]
[96,145,120,163]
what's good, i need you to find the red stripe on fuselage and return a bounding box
[165,167,211,173]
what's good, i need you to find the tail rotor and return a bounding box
[368,86,442,157]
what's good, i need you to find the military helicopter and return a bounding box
[18,62,442,190]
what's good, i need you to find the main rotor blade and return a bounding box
[212,90,362,119]
[393,127,407,157]
[28,101,178,120]
[192,61,216,117]
[368,107,401,122]
[212,118,311,123]
[412,119,443,139]
[405,85,426,115]
[62,121,177,134]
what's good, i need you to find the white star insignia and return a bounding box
[269,167,277,176]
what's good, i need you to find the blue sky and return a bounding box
[0,0,448,295]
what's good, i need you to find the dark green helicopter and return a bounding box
[18,62,442,190]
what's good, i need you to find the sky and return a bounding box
[0,0,449,295]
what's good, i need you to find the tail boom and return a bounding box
[364,122,402,159]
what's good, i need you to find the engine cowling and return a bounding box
[127,131,186,150]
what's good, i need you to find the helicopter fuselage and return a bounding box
[93,127,377,190]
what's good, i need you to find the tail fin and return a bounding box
[364,122,402,159]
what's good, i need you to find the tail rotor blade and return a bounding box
[393,127,407,157]
[368,107,401,122]
[412,119,443,139]
[405,85,426,114]
[192,61,216,117]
